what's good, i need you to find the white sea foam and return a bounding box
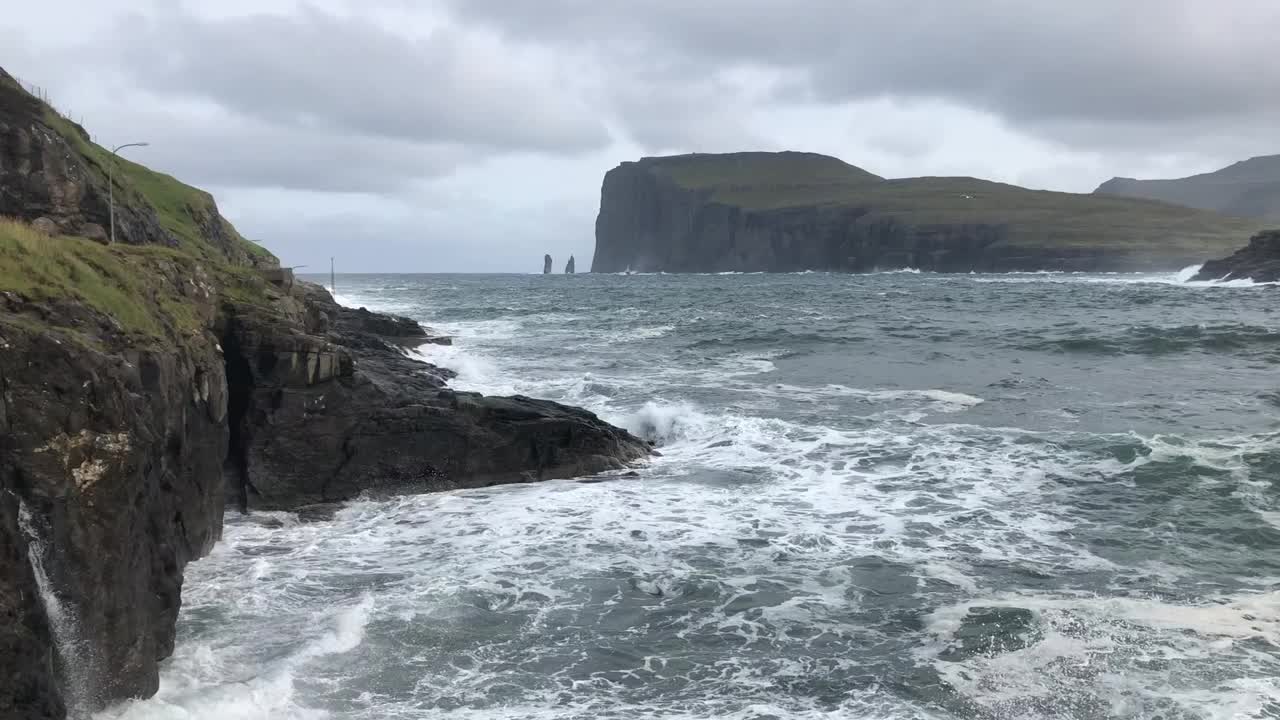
[93,595,374,720]
[921,590,1280,719]
[965,266,1280,288]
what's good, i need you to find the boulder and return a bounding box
[31,216,57,235]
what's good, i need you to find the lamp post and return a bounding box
[108,142,149,244]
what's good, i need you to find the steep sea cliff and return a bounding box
[592,152,1263,273]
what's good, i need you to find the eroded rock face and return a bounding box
[0,313,228,717]
[1193,230,1280,282]
[1,278,651,718]
[543,254,553,274]
[223,283,648,509]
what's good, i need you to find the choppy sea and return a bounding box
[97,268,1280,720]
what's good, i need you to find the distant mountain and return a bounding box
[592,151,1264,273]
[1094,155,1280,221]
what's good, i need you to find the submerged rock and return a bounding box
[1193,229,1280,282]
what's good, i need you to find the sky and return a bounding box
[6,0,1280,272]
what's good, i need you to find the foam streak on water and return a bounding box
[102,272,1280,719]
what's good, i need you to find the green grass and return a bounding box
[41,110,274,265]
[651,151,881,191]
[0,71,287,348]
[0,217,211,343]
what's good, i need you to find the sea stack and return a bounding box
[565,255,576,274]
[543,254,553,274]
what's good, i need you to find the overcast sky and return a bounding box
[7,0,1279,271]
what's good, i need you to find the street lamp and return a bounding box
[108,142,148,244]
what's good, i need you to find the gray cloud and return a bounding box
[114,6,610,154]
[444,0,1280,153]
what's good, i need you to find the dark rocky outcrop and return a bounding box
[565,255,575,274]
[0,65,649,719]
[1193,230,1280,282]
[1,282,227,718]
[1096,155,1280,222]
[592,152,1263,273]
[543,254,552,274]
[1,259,649,720]
[223,282,647,510]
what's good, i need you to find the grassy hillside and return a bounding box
[641,153,1264,253]
[0,217,279,346]
[0,68,288,348]
[0,69,274,265]
[649,151,882,190]
[0,217,199,340]
[1095,155,1280,222]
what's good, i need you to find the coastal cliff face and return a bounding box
[0,66,648,719]
[0,285,228,716]
[592,153,1263,273]
[1193,229,1280,282]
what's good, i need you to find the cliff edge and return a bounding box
[0,67,647,719]
[592,152,1263,273]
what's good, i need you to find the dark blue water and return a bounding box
[101,270,1280,720]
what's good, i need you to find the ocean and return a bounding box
[96,269,1280,720]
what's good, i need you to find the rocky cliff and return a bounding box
[592,152,1264,273]
[1193,229,1280,282]
[223,281,645,511]
[1095,155,1280,222]
[1,258,229,716]
[0,67,648,719]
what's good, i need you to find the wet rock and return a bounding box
[295,503,341,523]
[31,216,57,234]
[1193,229,1280,282]
[0,321,228,715]
[224,281,651,510]
[937,606,1042,661]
